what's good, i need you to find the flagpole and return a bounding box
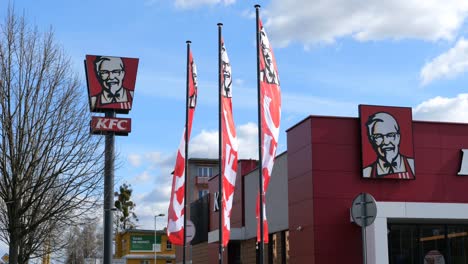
[184,40,191,264]
[217,22,224,264]
[254,4,265,264]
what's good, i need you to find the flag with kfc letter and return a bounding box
[220,38,238,247]
[167,50,198,245]
[257,18,281,243]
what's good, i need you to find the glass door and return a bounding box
[388,224,419,264]
[388,224,468,264]
[419,225,446,264]
[447,225,468,264]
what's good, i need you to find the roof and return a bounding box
[118,229,166,236]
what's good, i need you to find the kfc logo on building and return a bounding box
[360,105,415,180]
[85,55,139,114]
[90,117,131,135]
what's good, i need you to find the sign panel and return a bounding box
[130,235,161,252]
[351,193,377,227]
[359,105,415,179]
[186,220,196,243]
[1,254,8,264]
[90,117,131,135]
[85,55,139,114]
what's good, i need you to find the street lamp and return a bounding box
[154,213,165,264]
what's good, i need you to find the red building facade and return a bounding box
[287,115,468,263]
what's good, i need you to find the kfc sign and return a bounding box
[359,105,415,180]
[85,55,139,114]
[91,117,131,135]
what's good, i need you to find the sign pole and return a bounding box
[103,110,116,264]
[85,54,139,264]
[362,225,367,264]
[351,193,376,264]
[361,193,367,264]
[217,23,224,264]
[255,5,265,264]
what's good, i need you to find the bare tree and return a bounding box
[0,8,104,264]
[64,221,103,264]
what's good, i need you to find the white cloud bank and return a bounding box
[190,122,258,159]
[265,0,468,47]
[414,93,468,122]
[420,38,468,85]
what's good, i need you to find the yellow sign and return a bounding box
[2,253,9,263]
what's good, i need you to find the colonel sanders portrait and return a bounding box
[188,60,198,108]
[259,27,279,86]
[363,112,415,179]
[221,43,232,98]
[90,56,133,111]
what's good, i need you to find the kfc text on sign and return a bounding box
[91,117,131,135]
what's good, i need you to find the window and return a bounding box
[388,224,468,264]
[199,189,209,198]
[166,240,172,250]
[198,167,213,177]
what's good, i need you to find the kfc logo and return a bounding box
[85,55,139,114]
[360,105,415,180]
[91,117,131,135]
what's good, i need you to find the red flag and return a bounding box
[220,39,238,246]
[257,18,281,243]
[167,50,198,245]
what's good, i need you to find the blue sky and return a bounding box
[2,0,468,238]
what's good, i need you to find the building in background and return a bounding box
[181,156,288,264]
[174,158,219,263]
[115,229,175,264]
[187,158,219,201]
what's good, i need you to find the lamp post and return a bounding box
[154,213,165,264]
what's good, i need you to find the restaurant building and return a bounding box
[183,105,468,263]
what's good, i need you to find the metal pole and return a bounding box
[362,225,367,264]
[254,4,265,264]
[217,22,224,264]
[362,193,367,264]
[103,110,115,264]
[184,40,191,264]
[154,215,158,264]
[154,214,164,264]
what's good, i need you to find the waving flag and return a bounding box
[167,47,198,245]
[220,38,238,247]
[256,18,281,244]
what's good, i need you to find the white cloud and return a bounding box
[133,171,152,183]
[413,93,468,122]
[128,154,142,167]
[265,0,468,47]
[189,123,259,159]
[132,191,169,229]
[236,122,258,159]
[420,38,468,85]
[175,0,235,9]
[190,130,219,158]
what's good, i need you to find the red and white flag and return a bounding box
[167,50,198,245]
[257,18,281,243]
[220,39,238,246]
